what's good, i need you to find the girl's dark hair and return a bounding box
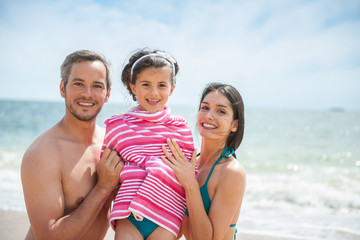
[122,48,179,101]
[199,82,245,158]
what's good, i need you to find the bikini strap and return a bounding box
[204,146,234,184]
[221,146,234,158]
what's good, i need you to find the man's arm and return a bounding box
[21,147,122,240]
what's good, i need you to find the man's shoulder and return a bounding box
[95,124,106,137]
[22,124,64,167]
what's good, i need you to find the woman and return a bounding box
[162,82,246,240]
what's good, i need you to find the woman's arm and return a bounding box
[209,162,246,239]
[162,139,213,240]
[162,139,246,240]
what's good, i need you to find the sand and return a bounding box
[0,210,293,240]
[0,210,115,240]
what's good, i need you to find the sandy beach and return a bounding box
[0,210,297,240]
[0,210,117,240]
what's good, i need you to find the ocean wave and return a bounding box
[244,170,360,212]
[238,210,360,240]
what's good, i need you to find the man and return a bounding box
[21,50,123,240]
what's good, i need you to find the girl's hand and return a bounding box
[161,139,197,189]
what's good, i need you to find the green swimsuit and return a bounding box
[185,146,237,239]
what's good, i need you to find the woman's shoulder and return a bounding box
[220,157,246,186]
[210,157,246,204]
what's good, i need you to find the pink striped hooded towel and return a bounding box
[101,106,195,236]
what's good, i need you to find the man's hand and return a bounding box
[97,148,123,192]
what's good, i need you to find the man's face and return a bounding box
[60,60,110,122]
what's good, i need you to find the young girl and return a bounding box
[162,83,246,240]
[101,49,195,239]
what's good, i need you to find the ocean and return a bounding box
[0,99,359,239]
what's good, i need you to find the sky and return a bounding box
[0,0,359,110]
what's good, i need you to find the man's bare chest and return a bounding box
[60,146,100,213]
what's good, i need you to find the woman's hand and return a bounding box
[161,139,197,189]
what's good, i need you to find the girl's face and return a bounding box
[197,90,238,143]
[130,67,175,113]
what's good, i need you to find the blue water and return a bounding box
[0,99,359,239]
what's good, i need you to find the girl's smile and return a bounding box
[130,67,174,113]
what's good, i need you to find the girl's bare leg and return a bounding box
[115,219,143,240]
[147,227,176,240]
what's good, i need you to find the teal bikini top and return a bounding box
[185,146,236,228]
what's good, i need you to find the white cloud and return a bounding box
[0,0,359,110]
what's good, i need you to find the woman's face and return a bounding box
[197,90,238,143]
